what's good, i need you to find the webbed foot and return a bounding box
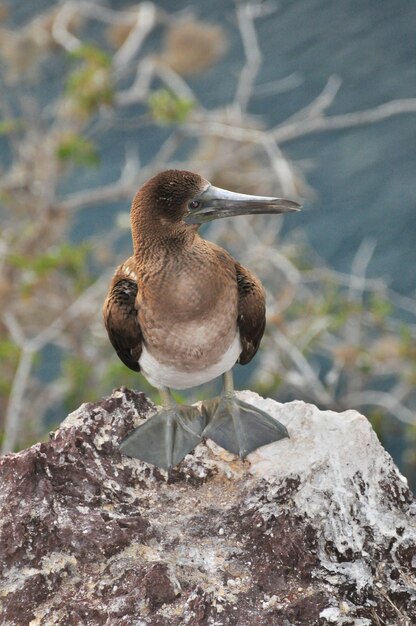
[120,405,205,470]
[202,394,288,459]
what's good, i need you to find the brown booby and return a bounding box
[103,170,300,470]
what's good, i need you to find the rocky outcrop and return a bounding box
[0,388,415,626]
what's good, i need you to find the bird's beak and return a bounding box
[183,184,301,224]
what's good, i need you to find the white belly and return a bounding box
[139,332,242,390]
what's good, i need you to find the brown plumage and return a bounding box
[104,258,141,372]
[235,262,266,365]
[103,170,271,388]
[103,169,300,468]
[103,252,266,376]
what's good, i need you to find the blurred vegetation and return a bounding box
[148,89,194,125]
[0,1,415,484]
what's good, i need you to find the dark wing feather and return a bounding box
[236,262,266,365]
[103,276,142,372]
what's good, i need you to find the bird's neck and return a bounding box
[131,209,198,263]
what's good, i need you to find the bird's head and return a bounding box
[133,170,209,227]
[131,169,301,244]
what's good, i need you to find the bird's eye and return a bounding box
[189,200,200,210]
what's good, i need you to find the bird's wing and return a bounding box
[103,261,142,372]
[235,262,266,365]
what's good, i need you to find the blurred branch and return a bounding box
[78,2,139,25]
[59,177,133,212]
[262,136,299,196]
[341,391,416,426]
[252,73,303,98]
[234,2,263,114]
[1,349,34,454]
[347,240,376,343]
[185,95,416,148]
[112,3,157,72]
[116,57,197,107]
[28,271,111,353]
[302,268,385,291]
[59,132,182,212]
[272,330,333,405]
[52,2,82,52]
[282,75,342,125]
[1,272,111,453]
[274,97,416,143]
[0,236,9,278]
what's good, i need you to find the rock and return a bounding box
[0,387,415,626]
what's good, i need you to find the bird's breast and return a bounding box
[137,250,239,374]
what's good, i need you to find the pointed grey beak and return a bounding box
[183,184,301,224]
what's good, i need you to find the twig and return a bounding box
[349,238,377,299]
[340,391,416,426]
[29,272,112,352]
[253,73,303,98]
[345,238,376,352]
[261,136,298,196]
[113,2,157,72]
[115,58,155,107]
[59,141,146,212]
[0,235,9,278]
[274,98,416,143]
[2,312,26,347]
[234,2,262,114]
[377,588,411,625]
[58,178,133,212]
[1,272,112,453]
[51,2,82,52]
[281,75,342,125]
[116,57,197,107]
[154,63,198,103]
[2,349,34,454]
[185,96,416,148]
[78,1,140,26]
[272,331,333,405]
[184,118,264,144]
[302,267,386,291]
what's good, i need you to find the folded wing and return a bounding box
[103,262,143,372]
[235,262,266,365]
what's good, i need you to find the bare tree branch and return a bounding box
[274,98,416,143]
[282,75,342,125]
[52,2,82,52]
[2,272,112,453]
[2,349,34,454]
[341,391,416,426]
[252,73,303,98]
[112,2,157,72]
[234,2,263,114]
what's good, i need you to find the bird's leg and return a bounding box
[119,387,205,470]
[202,370,289,459]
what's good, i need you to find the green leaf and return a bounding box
[148,89,194,125]
[0,118,23,135]
[369,294,393,322]
[65,45,113,118]
[8,243,93,291]
[0,339,20,360]
[56,134,99,167]
[68,44,111,67]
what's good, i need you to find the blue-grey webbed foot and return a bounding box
[201,371,288,459]
[120,404,205,471]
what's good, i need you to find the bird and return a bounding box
[103,169,301,470]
